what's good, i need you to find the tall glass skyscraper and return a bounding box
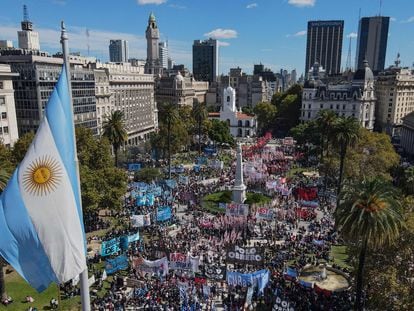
[192,39,218,83]
[355,16,390,73]
[109,39,128,63]
[305,20,344,76]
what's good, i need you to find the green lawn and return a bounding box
[330,245,352,270]
[0,269,81,311]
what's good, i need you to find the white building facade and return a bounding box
[0,64,19,146]
[301,60,376,130]
[375,57,414,135]
[217,86,257,138]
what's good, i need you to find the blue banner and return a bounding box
[204,147,217,155]
[197,156,208,165]
[101,238,120,257]
[157,206,172,221]
[105,254,129,275]
[128,232,140,243]
[226,269,269,293]
[120,236,129,251]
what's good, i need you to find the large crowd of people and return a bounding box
[62,140,355,310]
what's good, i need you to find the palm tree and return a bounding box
[159,103,179,179]
[316,110,338,160]
[192,99,208,156]
[0,168,10,302]
[333,117,360,196]
[102,110,128,167]
[335,179,405,311]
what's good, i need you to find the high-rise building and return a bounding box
[0,64,19,146]
[0,40,13,50]
[375,55,414,135]
[0,50,98,136]
[305,20,344,76]
[355,16,390,73]
[17,5,40,51]
[192,38,218,83]
[145,12,163,75]
[109,39,128,63]
[158,42,168,69]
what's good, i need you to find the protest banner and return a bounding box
[133,256,169,277]
[128,163,141,171]
[131,214,151,227]
[105,254,129,275]
[204,264,226,280]
[101,238,120,257]
[256,207,273,220]
[88,275,96,287]
[169,253,200,272]
[226,269,269,292]
[157,206,172,221]
[224,203,249,216]
[226,245,264,265]
[273,296,295,311]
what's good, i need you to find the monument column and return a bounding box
[232,143,246,204]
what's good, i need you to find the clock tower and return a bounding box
[145,13,163,75]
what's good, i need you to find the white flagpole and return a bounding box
[60,21,91,311]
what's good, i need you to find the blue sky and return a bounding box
[1,0,413,76]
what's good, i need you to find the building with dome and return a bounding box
[209,86,258,138]
[301,60,376,130]
[155,71,209,106]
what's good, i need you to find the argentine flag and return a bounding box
[0,65,86,292]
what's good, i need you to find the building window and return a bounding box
[337,94,341,100]
[0,97,4,105]
[1,112,6,119]
[245,129,250,137]
[238,120,243,127]
[342,104,345,110]
[344,94,347,100]
[245,120,250,127]
[330,104,333,109]
[352,105,356,110]
[308,104,311,109]
[3,126,8,134]
[238,128,242,137]
[336,104,339,110]
[307,112,311,119]
[227,96,230,102]
[0,82,3,89]
[320,104,323,109]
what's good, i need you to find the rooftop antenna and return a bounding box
[23,4,29,21]
[86,28,90,56]
[358,8,361,20]
[379,0,382,16]
[346,36,353,71]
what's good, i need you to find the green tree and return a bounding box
[335,179,405,311]
[102,110,128,167]
[134,167,162,183]
[253,102,277,135]
[316,109,338,160]
[208,119,234,145]
[271,84,303,133]
[158,102,180,178]
[333,117,360,196]
[12,132,35,163]
[76,127,127,212]
[345,129,400,181]
[192,100,208,156]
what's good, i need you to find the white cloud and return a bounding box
[217,41,230,47]
[137,0,166,5]
[402,16,414,23]
[204,28,238,39]
[294,30,307,36]
[288,0,316,8]
[246,3,258,9]
[347,32,358,39]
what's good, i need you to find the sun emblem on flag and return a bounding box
[22,155,62,196]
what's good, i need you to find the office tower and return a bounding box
[159,42,168,69]
[145,12,163,75]
[17,5,40,50]
[0,40,13,49]
[305,20,344,76]
[192,38,218,83]
[355,16,390,72]
[109,39,128,63]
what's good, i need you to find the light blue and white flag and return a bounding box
[0,65,86,292]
